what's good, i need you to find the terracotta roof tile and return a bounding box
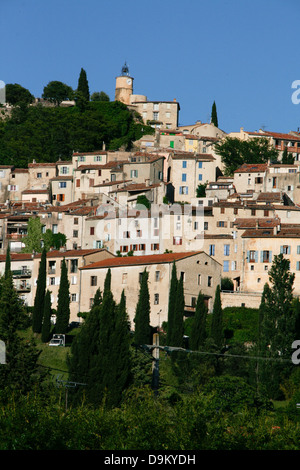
[80,251,204,270]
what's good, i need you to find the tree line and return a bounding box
[0,69,154,168]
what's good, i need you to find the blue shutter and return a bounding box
[280,246,283,254]
[288,246,291,255]
[247,251,250,263]
[269,251,272,263]
[260,251,264,263]
[255,251,258,263]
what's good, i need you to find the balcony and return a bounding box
[15,281,31,292]
[12,269,32,278]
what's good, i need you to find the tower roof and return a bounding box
[121,61,130,76]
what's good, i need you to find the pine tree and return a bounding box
[169,277,185,347]
[134,269,151,346]
[167,262,178,345]
[77,68,90,102]
[211,101,218,127]
[32,247,47,334]
[41,290,52,343]
[190,291,208,351]
[55,258,70,334]
[210,285,223,348]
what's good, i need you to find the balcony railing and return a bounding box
[12,269,32,278]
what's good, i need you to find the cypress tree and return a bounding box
[210,285,223,348]
[109,290,132,406]
[169,277,185,347]
[55,258,70,334]
[134,269,151,346]
[41,290,52,343]
[211,101,218,127]
[68,288,103,391]
[32,247,47,334]
[167,262,178,345]
[77,68,90,102]
[190,291,208,351]
[4,245,11,279]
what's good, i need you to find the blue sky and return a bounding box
[1,0,299,134]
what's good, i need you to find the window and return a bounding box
[155,271,160,282]
[248,250,258,263]
[37,173,42,178]
[198,162,203,169]
[50,277,55,285]
[154,293,159,305]
[231,261,237,271]
[198,174,203,181]
[79,156,85,162]
[208,276,213,287]
[223,261,229,272]
[122,273,127,284]
[224,244,230,256]
[204,222,208,230]
[90,276,97,286]
[71,276,77,285]
[52,224,58,234]
[59,181,67,188]
[180,271,185,282]
[153,112,159,120]
[90,227,95,235]
[182,173,187,182]
[179,186,188,194]
[70,259,78,273]
[94,155,102,162]
[209,244,215,256]
[198,274,201,285]
[61,166,69,174]
[173,236,182,245]
[280,245,291,255]
[182,161,187,168]
[74,218,78,225]
[217,221,227,227]
[71,293,77,302]
[261,250,272,263]
[130,170,138,178]
[73,230,78,238]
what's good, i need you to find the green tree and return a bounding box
[167,262,178,345]
[169,277,185,348]
[91,91,110,102]
[77,68,90,102]
[281,147,295,164]
[258,254,296,399]
[42,81,74,106]
[4,245,11,279]
[134,269,151,346]
[5,83,34,106]
[55,258,70,334]
[210,285,224,348]
[32,247,47,334]
[189,291,208,350]
[41,290,52,343]
[22,217,43,253]
[214,136,279,175]
[211,101,218,127]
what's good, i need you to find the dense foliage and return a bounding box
[0,100,154,168]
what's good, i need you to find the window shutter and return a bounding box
[280,246,283,254]
[247,250,250,263]
[269,251,272,262]
[255,251,258,263]
[260,251,264,263]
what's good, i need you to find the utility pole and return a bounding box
[55,375,87,411]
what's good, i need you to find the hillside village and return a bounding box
[2,65,300,329]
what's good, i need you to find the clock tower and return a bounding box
[115,62,134,105]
